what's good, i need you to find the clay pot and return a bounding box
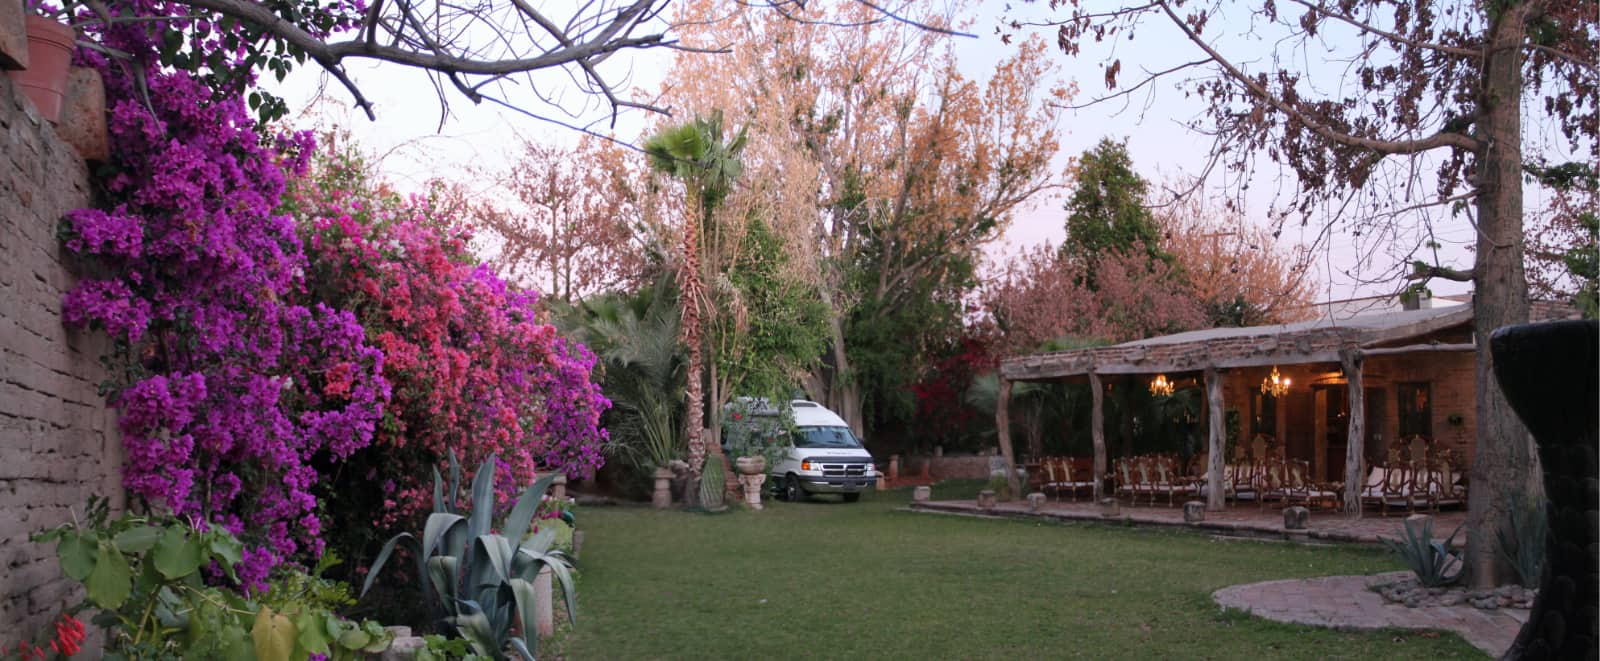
[9,15,74,122]
[735,456,766,476]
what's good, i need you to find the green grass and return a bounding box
[554,482,1482,660]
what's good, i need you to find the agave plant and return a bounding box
[1379,516,1464,587]
[363,453,575,660]
[1496,491,1549,588]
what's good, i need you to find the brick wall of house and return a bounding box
[0,74,123,637]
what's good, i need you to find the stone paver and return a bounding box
[1214,571,1525,657]
[910,498,1468,545]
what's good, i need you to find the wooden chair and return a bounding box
[1422,447,1467,511]
[1364,447,1420,516]
[1283,459,1340,510]
[1256,458,1287,510]
[1151,455,1199,507]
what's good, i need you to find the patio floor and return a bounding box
[907,497,1469,546]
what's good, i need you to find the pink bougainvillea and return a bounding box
[293,171,609,529]
[56,1,607,587]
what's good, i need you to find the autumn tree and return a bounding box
[665,0,1066,437]
[1157,197,1317,326]
[471,135,651,301]
[982,244,1207,357]
[1021,0,1597,586]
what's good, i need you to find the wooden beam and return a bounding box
[1357,342,1476,356]
[996,377,1020,497]
[1089,371,1107,502]
[1204,366,1226,511]
[1341,348,1366,517]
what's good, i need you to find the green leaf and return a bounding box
[57,533,97,581]
[84,539,131,609]
[509,577,540,657]
[295,610,331,656]
[335,628,371,650]
[360,532,414,598]
[114,525,162,554]
[208,530,244,566]
[154,527,204,580]
[252,607,297,661]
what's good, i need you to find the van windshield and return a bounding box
[792,426,862,449]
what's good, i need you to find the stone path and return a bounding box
[910,498,1469,545]
[1213,571,1527,657]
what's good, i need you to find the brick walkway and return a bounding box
[1213,571,1527,657]
[909,498,1468,545]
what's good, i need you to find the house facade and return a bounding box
[994,297,1579,516]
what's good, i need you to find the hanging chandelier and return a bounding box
[1149,374,1175,398]
[1260,366,1291,397]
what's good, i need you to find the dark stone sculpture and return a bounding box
[1490,320,1598,661]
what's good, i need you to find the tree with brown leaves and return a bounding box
[1020,0,1596,585]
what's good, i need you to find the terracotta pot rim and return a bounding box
[24,14,76,50]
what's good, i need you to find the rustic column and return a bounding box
[1089,371,1107,501]
[1341,348,1366,517]
[1205,366,1226,511]
[996,377,1020,496]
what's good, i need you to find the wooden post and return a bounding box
[1341,348,1366,517]
[1089,371,1107,501]
[1205,366,1226,511]
[996,377,1020,496]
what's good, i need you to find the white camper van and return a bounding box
[770,400,876,502]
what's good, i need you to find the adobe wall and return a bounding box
[0,73,123,637]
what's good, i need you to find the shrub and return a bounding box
[1378,517,1464,587]
[1497,491,1549,588]
[364,453,576,660]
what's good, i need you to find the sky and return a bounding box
[261,0,1496,304]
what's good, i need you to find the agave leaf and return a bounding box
[447,451,463,513]
[508,577,540,658]
[433,465,447,515]
[423,513,468,560]
[544,557,578,625]
[521,527,558,556]
[361,532,415,598]
[509,637,536,661]
[503,473,558,545]
[469,455,497,540]
[448,600,500,659]
[426,556,458,613]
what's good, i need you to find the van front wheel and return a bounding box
[784,475,807,502]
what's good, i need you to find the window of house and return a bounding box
[1252,391,1277,438]
[1397,382,1432,439]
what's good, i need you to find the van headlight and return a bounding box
[801,459,816,471]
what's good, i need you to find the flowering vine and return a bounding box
[59,2,385,588]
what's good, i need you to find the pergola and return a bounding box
[993,305,1477,517]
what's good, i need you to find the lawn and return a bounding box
[554,482,1483,659]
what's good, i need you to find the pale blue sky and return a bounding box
[265,0,1514,303]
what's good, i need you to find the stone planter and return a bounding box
[8,15,73,122]
[651,467,674,509]
[735,455,766,476]
[735,456,766,510]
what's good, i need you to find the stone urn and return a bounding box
[1491,320,1597,660]
[735,456,767,510]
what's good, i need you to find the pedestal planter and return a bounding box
[1491,320,1598,660]
[735,456,766,510]
[651,467,674,509]
[8,15,73,122]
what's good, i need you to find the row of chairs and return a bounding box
[1036,444,1465,515]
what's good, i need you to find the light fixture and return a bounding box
[1260,366,1291,397]
[1149,374,1175,398]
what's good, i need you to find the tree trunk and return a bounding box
[1205,366,1225,511]
[681,222,707,476]
[1342,348,1365,518]
[996,378,1020,496]
[807,305,866,437]
[1464,0,1538,589]
[1090,372,1107,501]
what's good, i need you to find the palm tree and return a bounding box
[644,112,748,478]
[556,278,686,476]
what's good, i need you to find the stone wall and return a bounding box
[0,73,123,638]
